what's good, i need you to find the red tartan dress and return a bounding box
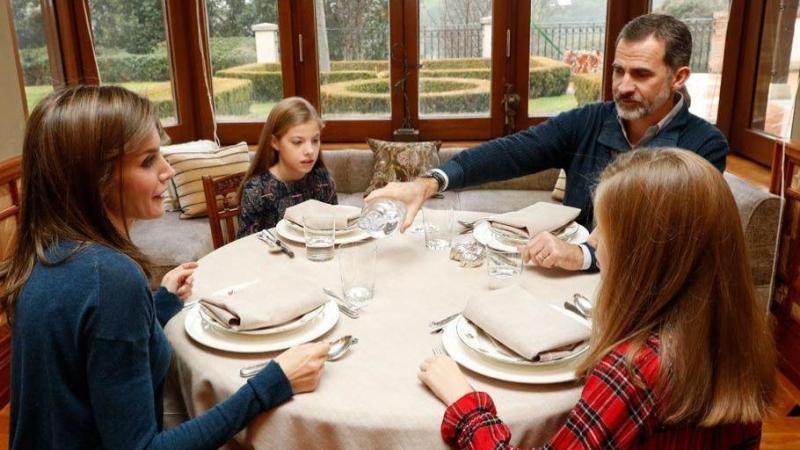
[441,335,762,450]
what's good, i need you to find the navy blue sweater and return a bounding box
[439,101,728,227]
[11,242,293,449]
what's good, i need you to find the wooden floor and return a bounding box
[0,372,796,448]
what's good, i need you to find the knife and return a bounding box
[265,229,295,258]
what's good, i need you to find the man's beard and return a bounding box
[614,85,672,121]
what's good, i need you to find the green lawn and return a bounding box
[24,85,54,112]
[528,94,577,116]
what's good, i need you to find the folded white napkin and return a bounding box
[284,200,361,229]
[462,285,590,360]
[199,280,326,331]
[488,202,580,239]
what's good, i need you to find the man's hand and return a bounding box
[520,232,584,271]
[364,178,438,232]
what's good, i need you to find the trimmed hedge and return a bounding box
[529,56,571,97]
[421,68,490,80]
[97,52,171,83]
[573,73,602,106]
[330,60,388,72]
[112,77,252,118]
[319,77,490,115]
[421,58,490,70]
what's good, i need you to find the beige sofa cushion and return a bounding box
[164,142,250,218]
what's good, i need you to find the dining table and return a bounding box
[162,210,601,449]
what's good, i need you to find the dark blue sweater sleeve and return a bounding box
[438,109,578,189]
[86,258,293,449]
[153,287,182,327]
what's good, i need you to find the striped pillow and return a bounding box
[160,140,219,210]
[551,169,567,203]
[164,142,250,218]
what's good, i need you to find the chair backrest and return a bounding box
[202,172,246,249]
[0,157,22,409]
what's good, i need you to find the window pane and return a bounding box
[316,0,390,119]
[748,0,797,137]
[11,0,55,112]
[528,0,607,117]
[205,0,281,122]
[652,0,731,125]
[419,0,492,118]
[89,0,177,125]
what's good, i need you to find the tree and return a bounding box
[11,0,45,49]
[90,0,165,54]
[323,0,389,61]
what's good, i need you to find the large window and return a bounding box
[205,0,282,122]
[89,0,178,125]
[528,0,608,117]
[316,0,390,119]
[419,0,492,118]
[10,0,56,112]
[750,0,799,138]
[652,0,732,125]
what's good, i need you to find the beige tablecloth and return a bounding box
[163,211,601,449]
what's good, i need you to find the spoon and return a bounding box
[572,293,593,318]
[239,335,359,378]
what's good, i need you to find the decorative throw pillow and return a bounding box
[551,169,567,203]
[160,140,219,210]
[163,142,250,218]
[364,138,442,197]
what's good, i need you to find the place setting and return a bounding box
[467,202,590,252]
[184,279,343,354]
[437,285,592,384]
[274,199,372,246]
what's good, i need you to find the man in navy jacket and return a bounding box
[366,13,728,272]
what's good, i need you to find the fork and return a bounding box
[264,229,295,258]
[429,312,460,333]
[322,288,359,319]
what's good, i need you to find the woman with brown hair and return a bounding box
[419,148,776,449]
[237,96,336,237]
[1,86,329,449]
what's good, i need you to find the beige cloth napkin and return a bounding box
[462,285,590,360]
[488,202,580,239]
[199,281,326,331]
[283,200,361,229]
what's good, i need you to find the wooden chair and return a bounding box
[202,172,246,249]
[0,156,22,409]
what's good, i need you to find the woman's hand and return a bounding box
[275,341,330,394]
[418,356,473,405]
[161,262,198,300]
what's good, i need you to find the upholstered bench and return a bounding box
[130,148,781,309]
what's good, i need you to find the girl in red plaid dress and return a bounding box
[419,148,776,449]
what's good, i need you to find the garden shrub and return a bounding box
[96,53,171,83]
[19,47,51,85]
[529,56,570,97]
[117,77,252,118]
[330,60,388,72]
[421,58,490,70]
[421,68,490,80]
[216,63,282,101]
[320,77,489,115]
[573,73,602,106]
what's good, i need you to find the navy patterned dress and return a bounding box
[237,165,338,239]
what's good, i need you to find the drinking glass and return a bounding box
[486,248,523,289]
[303,215,335,261]
[338,241,378,307]
[422,196,454,250]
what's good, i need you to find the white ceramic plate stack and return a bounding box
[275,219,371,245]
[472,221,589,252]
[441,305,590,384]
[184,300,340,353]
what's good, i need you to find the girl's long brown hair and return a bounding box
[0,86,160,322]
[239,96,325,201]
[577,148,775,427]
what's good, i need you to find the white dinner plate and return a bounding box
[275,219,371,245]
[472,221,589,252]
[442,319,584,384]
[455,309,589,367]
[185,300,339,353]
[284,219,359,236]
[198,302,326,336]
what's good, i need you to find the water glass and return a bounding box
[486,248,523,289]
[422,197,454,250]
[338,241,377,307]
[303,215,335,261]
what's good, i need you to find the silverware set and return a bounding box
[239,335,359,378]
[323,288,360,319]
[429,312,460,334]
[257,229,294,258]
[563,293,592,319]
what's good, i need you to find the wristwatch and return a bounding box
[419,169,446,192]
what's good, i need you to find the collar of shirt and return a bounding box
[615,91,685,149]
